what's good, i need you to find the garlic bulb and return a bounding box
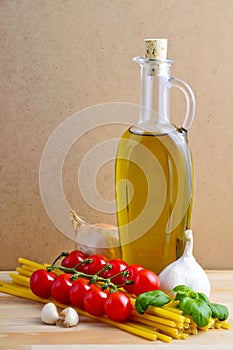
[70,210,121,260]
[158,230,211,297]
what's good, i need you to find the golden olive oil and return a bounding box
[115,127,193,274]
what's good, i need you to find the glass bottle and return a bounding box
[115,39,195,274]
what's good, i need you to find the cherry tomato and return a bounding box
[61,250,87,270]
[30,269,57,298]
[51,273,73,304]
[69,278,91,309]
[83,286,109,316]
[100,259,128,285]
[117,264,144,293]
[133,269,160,296]
[82,254,108,275]
[104,291,132,322]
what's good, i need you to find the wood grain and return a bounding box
[0,271,232,349]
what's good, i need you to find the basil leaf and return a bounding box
[175,292,187,301]
[135,290,171,314]
[196,292,209,303]
[178,296,194,311]
[172,285,192,295]
[172,285,191,293]
[209,303,229,321]
[175,291,196,301]
[178,296,212,327]
[190,300,212,327]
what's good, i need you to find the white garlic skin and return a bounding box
[158,230,211,297]
[70,210,121,260]
[41,303,59,325]
[59,307,79,327]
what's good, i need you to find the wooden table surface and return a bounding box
[0,270,232,350]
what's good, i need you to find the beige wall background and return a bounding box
[1,0,233,270]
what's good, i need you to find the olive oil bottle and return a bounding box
[115,39,195,274]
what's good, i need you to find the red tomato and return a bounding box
[51,273,73,304]
[133,269,160,296]
[82,254,108,275]
[100,259,128,285]
[30,269,57,298]
[61,250,87,270]
[83,286,109,316]
[69,278,91,309]
[104,291,132,322]
[117,264,144,293]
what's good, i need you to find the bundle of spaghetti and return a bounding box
[130,297,230,335]
[129,297,192,340]
[0,257,230,343]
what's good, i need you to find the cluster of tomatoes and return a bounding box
[30,250,160,323]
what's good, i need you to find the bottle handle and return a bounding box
[170,77,196,130]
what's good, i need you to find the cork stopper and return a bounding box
[144,38,167,60]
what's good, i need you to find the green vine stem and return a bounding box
[51,252,69,266]
[46,259,133,293]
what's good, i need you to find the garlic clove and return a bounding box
[59,307,79,327]
[41,302,59,325]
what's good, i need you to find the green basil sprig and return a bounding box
[172,285,229,327]
[135,285,229,328]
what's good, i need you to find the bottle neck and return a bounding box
[134,57,174,133]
